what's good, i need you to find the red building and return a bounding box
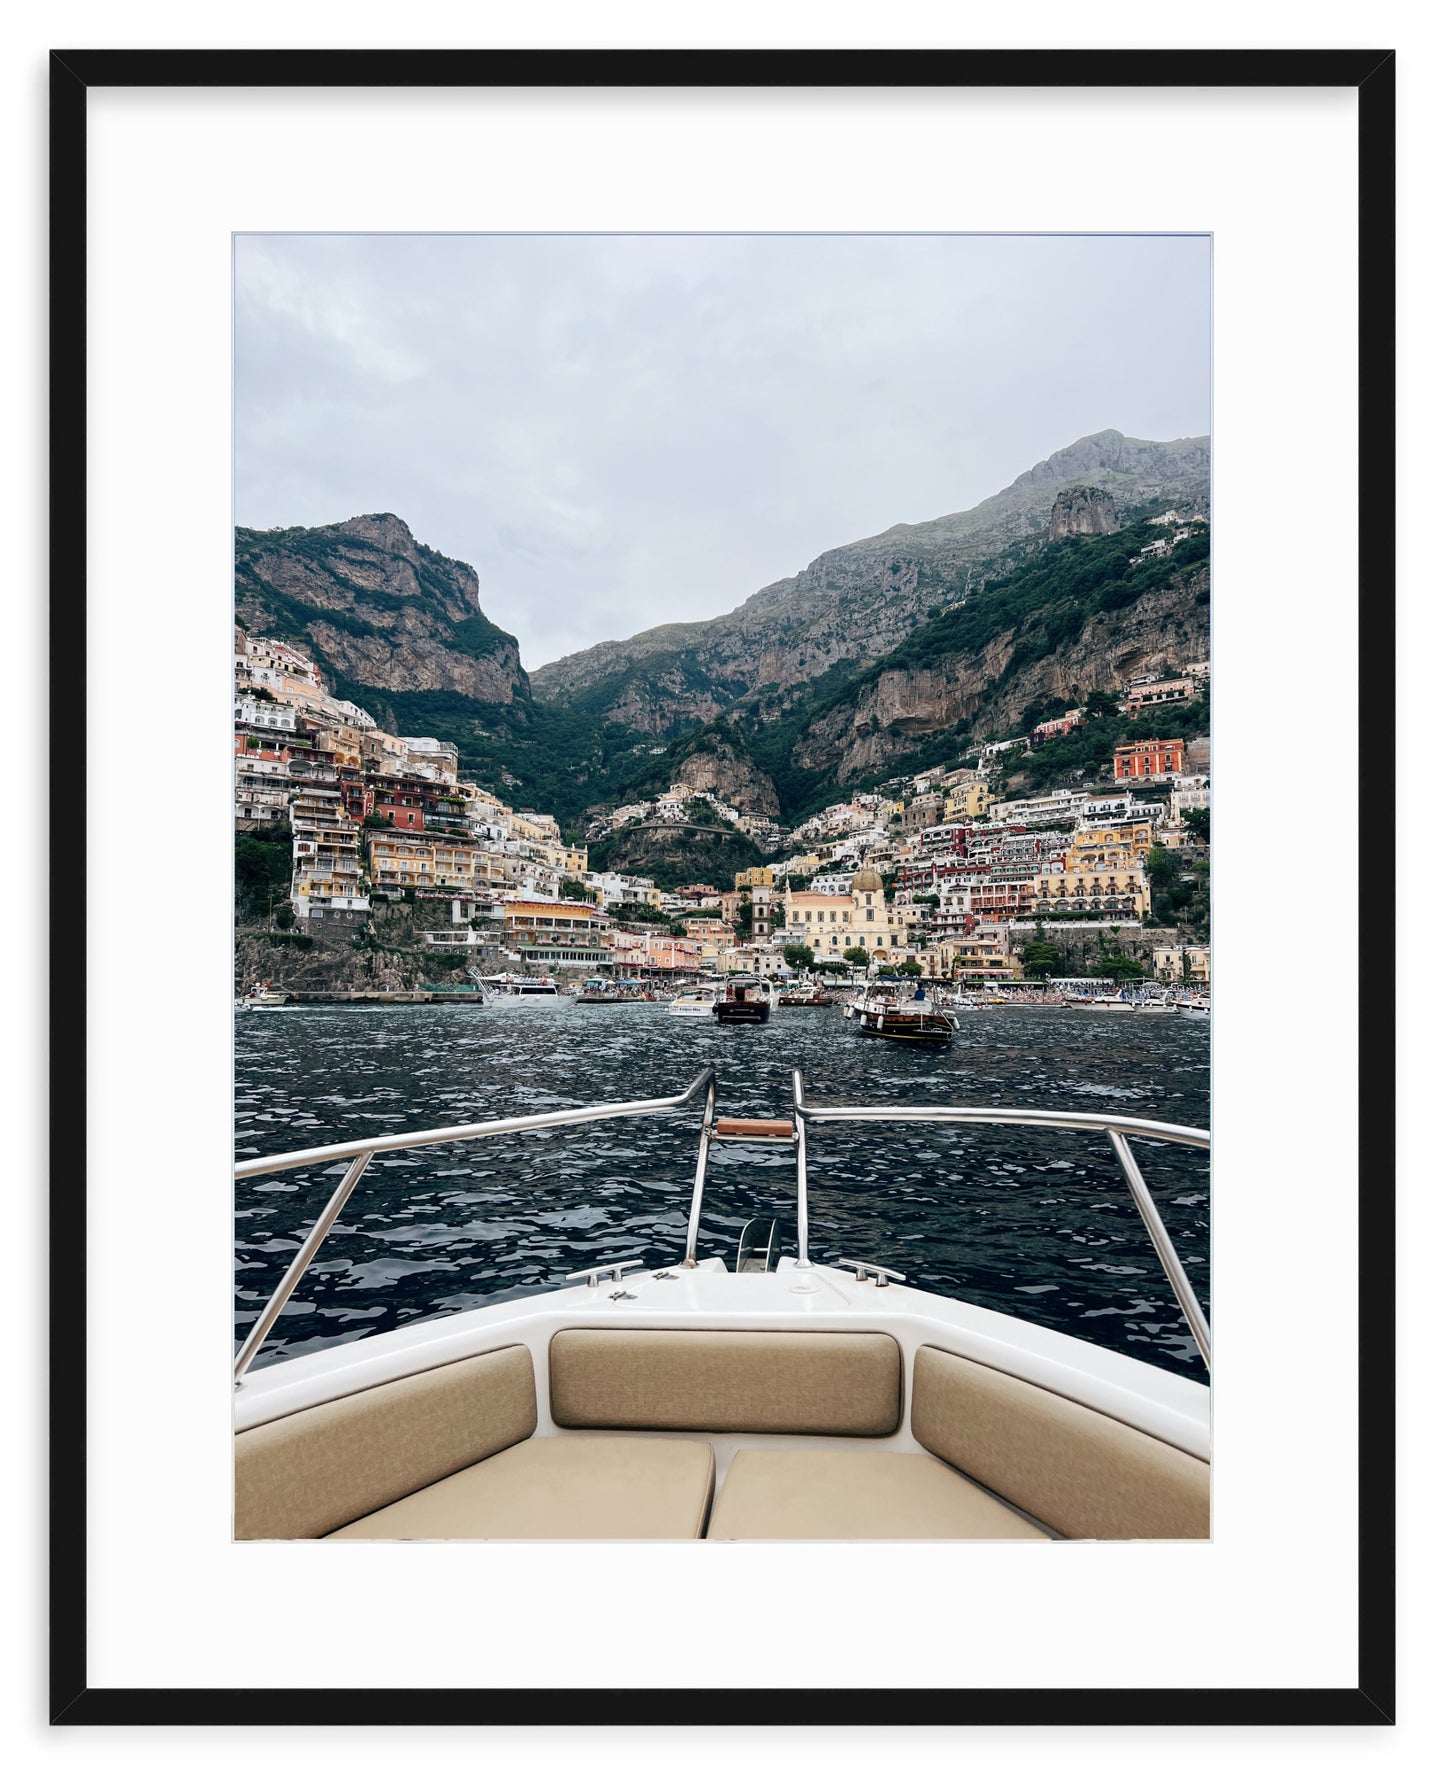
[371,781,428,831]
[1114,738,1185,781]
[338,779,375,823]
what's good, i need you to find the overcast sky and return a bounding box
[234,233,1210,672]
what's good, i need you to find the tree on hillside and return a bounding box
[1182,806,1211,844]
[783,944,815,971]
[1019,938,1062,980]
[559,878,594,903]
[1084,688,1120,718]
[1090,942,1147,982]
[843,946,871,967]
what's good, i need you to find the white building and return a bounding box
[234,695,297,734]
[976,735,1030,763]
[1171,779,1211,820]
[987,790,1088,828]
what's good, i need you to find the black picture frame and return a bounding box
[49,45,1396,1729]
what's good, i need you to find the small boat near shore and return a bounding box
[575,977,653,1004]
[479,973,566,1005]
[776,988,833,1008]
[668,983,722,1017]
[712,978,772,1025]
[236,983,288,1010]
[853,990,957,1045]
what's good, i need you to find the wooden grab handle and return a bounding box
[714,1117,795,1141]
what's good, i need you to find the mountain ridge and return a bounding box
[231,426,1209,838]
[528,428,1208,731]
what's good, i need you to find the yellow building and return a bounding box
[1034,818,1153,920]
[1034,868,1150,919]
[1153,945,1211,985]
[1069,820,1154,868]
[734,865,775,891]
[311,723,366,772]
[781,868,905,958]
[921,930,1021,982]
[367,830,486,896]
[944,782,994,821]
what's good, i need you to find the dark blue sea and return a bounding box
[235,1002,1210,1377]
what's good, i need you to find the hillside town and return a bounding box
[235,630,1210,990]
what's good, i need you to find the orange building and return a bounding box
[1114,737,1184,781]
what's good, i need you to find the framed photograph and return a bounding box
[52,47,1394,1727]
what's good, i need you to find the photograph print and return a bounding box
[232,232,1212,1545]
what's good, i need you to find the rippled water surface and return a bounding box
[235,1002,1210,1376]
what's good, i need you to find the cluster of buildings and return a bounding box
[236,631,1209,986]
[585,783,783,852]
[1028,661,1209,745]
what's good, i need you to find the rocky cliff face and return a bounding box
[672,738,781,815]
[530,429,1209,730]
[1048,485,1120,541]
[234,513,528,705]
[790,562,1209,783]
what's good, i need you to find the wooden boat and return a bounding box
[712,978,772,1025]
[853,991,956,1045]
[776,989,832,1008]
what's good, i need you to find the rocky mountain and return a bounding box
[1049,485,1120,541]
[233,429,1209,845]
[788,546,1209,785]
[529,429,1209,733]
[669,734,781,816]
[234,512,528,706]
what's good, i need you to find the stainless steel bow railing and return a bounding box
[789,1070,1212,1370]
[233,1061,1211,1384]
[233,1066,716,1384]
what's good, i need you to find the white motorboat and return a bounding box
[477,973,566,1004]
[236,984,288,1010]
[1062,991,1137,1012]
[1176,995,1211,1021]
[667,983,722,1017]
[234,1068,1211,1543]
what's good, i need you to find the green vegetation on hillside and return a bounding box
[326,678,642,834]
[1012,688,1210,795]
[644,517,1211,826]
[589,817,765,891]
[889,520,1208,684]
[235,824,293,920]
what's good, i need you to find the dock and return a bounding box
[269,989,488,1006]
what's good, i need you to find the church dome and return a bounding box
[851,867,884,892]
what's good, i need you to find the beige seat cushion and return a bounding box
[235,1344,538,1541]
[329,1435,715,1540]
[706,1446,1049,1541]
[911,1345,1210,1541]
[549,1329,901,1436]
